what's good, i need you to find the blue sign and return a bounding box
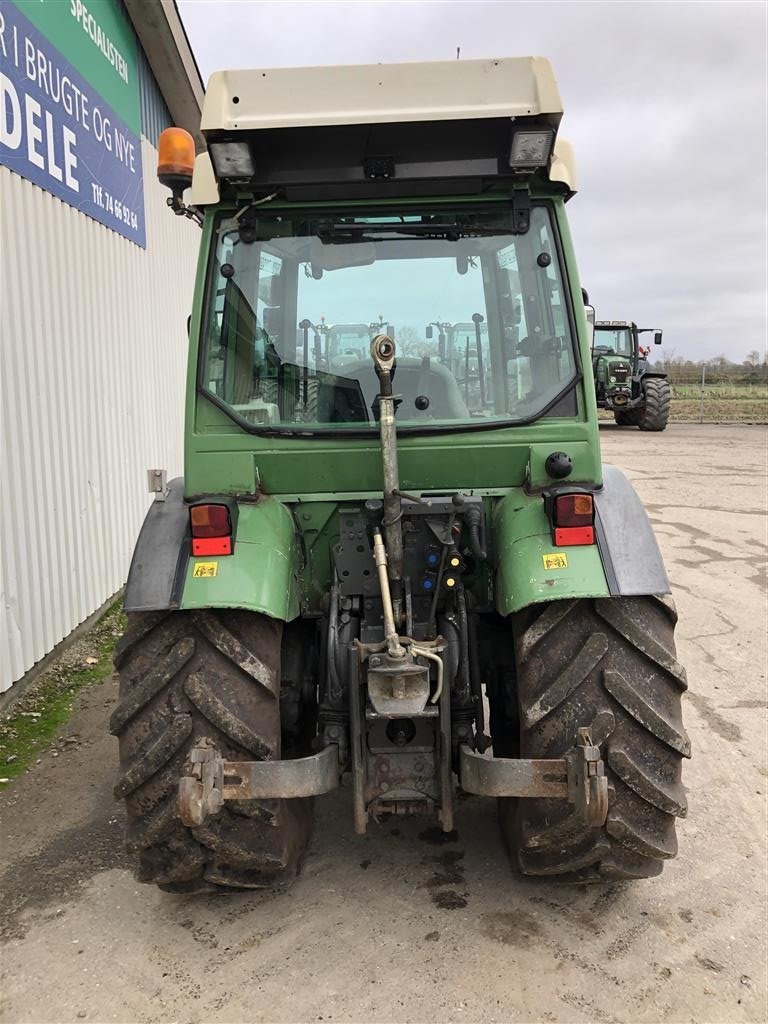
[0,1,145,247]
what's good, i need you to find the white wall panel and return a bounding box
[0,137,200,689]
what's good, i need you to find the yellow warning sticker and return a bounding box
[192,561,218,578]
[543,552,568,570]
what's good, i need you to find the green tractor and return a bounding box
[590,319,671,431]
[113,58,688,893]
[321,318,395,371]
[427,319,492,413]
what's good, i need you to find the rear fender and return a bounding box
[493,491,609,616]
[493,464,669,615]
[124,479,301,621]
[593,465,670,596]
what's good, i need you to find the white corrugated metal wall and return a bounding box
[0,137,200,689]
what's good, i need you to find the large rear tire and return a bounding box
[111,610,313,892]
[638,378,671,431]
[500,596,689,882]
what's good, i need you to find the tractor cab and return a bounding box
[592,321,635,358]
[592,321,637,407]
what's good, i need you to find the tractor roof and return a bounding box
[191,57,575,203]
[201,57,562,132]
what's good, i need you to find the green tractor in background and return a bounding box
[590,319,671,431]
[320,317,395,371]
[113,57,688,894]
[426,319,491,412]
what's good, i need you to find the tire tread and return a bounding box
[112,610,311,891]
[507,595,688,881]
[638,378,671,432]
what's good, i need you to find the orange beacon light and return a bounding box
[157,127,195,197]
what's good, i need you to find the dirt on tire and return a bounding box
[111,610,312,892]
[502,596,690,882]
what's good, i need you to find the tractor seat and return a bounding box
[333,356,471,421]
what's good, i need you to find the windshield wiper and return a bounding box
[316,222,508,243]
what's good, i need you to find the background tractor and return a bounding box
[320,318,395,371]
[113,57,688,894]
[591,319,671,430]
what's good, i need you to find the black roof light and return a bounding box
[208,141,255,180]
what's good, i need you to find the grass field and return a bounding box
[669,380,766,421]
[670,398,767,421]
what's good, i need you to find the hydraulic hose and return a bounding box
[327,584,343,706]
[464,504,487,562]
[467,604,489,749]
[455,590,472,706]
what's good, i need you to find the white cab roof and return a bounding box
[201,57,563,133]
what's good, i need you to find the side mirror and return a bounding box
[157,127,195,201]
[426,324,433,339]
[581,287,590,306]
[584,304,595,346]
[654,331,663,345]
[186,314,191,338]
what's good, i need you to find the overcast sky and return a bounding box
[178,0,767,362]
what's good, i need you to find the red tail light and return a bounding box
[190,504,232,556]
[552,492,594,546]
[555,493,593,526]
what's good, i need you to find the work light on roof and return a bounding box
[209,142,255,180]
[509,127,555,170]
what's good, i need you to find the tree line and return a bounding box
[649,350,768,384]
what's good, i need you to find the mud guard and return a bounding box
[593,464,670,596]
[124,478,189,612]
[123,479,301,621]
[493,463,669,616]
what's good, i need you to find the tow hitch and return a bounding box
[178,728,607,830]
[179,739,342,828]
[459,727,609,827]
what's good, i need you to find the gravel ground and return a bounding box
[1,423,766,1024]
